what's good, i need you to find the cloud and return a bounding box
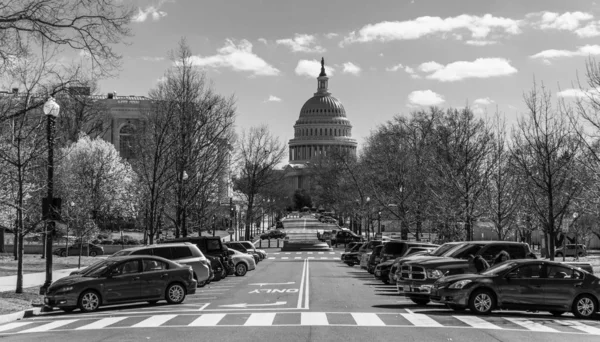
[276,34,325,53]
[408,90,445,106]
[576,21,600,37]
[527,11,593,31]
[465,40,497,46]
[258,38,268,44]
[557,88,600,98]
[473,97,495,105]
[264,95,282,102]
[325,33,339,39]
[132,6,167,22]
[424,58,517,82]
[418,61,443,72]
[386,63,404,72]
[342,62,361,75]
[530,44,600,60]
[341,14,521,45]
[140,56,165,62]
[187,39,280,76]
[295,59,334,77]
[379,53,384,57]
[386,63,420,78]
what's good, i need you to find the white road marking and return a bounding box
[504,318,559,332]
[19,320,78,333]
[295,257,301,259]
[189,313,225,326]
[454,316,501,330]
[296,252,302,254]
[75,317,128,330]
[329,252,335,254]
[281,257,289,260]
[401,313,443,327]
[351,313,385,326]
[131,314,177,328]
[197,303,210,311]
[268,257,275,260]
[318,252,324,254]
[304,259,310,309]
[244,313,276,326]
[0,322,32,332]
[301,312,328,326]
[297,259,307,309]
[285,253,291,255]
[555,320,600,335]
[320,257,328,259]
[307,252,313,254]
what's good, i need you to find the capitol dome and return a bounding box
[287,58,357,167]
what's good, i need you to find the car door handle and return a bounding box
[575,283,583,288]
[160,274,168,278]
[133,276,140,280]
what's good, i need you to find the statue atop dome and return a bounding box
[319,57,327,77]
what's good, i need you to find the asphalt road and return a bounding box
[1,250,600,342]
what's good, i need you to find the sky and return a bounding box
[98,0,600,152]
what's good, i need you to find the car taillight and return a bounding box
[189,267,193,279]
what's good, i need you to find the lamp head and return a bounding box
[43,97,60,117]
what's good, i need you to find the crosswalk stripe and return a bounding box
[295,257,301,259]
[454,316,501,330]
[285,253,290,255]
[131,314,177,328]
[504,318,559,332]
[329,252,335,254]
[188,314,225,326]
[555,320,600,335]
[320,257,327,259]
[75,317,128,330]
[268,257,275,259]
[351,313,385,326]
[19,319,78,333]
[0,322,32,332]
[401,313,443,327]
[301,312,328,326]
[318,252,324,254]
[244,313,276,326]
[281,257,289,259]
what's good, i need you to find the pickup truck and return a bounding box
[398,241,532,305]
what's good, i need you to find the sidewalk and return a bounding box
[0,268,80,293]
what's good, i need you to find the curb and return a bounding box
[0,307,41,325]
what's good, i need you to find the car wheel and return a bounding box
[410,298,430,305]
[447,304,466,312]
[469,289,495,315]
[345,262,354,267]
[235,263,248,276]
[165,283,186,304]
[148,300,159,305]
[556,252,563,258]
[572,294,598,319]
[549,311,565,317]
[78,290,101,313]
[60,251,66,257]
[89,251,97,257]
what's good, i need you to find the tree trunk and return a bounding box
[15,232,24,293]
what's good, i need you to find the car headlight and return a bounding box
[426,269,445,279]
[449,280,473,289]
[56,286,74,293]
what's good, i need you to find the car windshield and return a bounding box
[80,260,119,277]
[111,250,132,257]
[480,261,519,276]
[446,243,484,258]
[431,243,460,256]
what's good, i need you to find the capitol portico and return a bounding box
[285,58,357,190]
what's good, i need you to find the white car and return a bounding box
[360,252,371,269]
[227,248,256,276]
[238,241,267,260]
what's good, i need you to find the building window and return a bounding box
[119,124,136,159]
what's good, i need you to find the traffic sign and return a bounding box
[227,228,235,234]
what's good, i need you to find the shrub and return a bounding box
[91,239,101,245]
[126,239,138,245]
[97,233,109,240]
[100,240,113,245]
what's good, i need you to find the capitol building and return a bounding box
[284,58,357,190]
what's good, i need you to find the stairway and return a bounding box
[279,215,335,251]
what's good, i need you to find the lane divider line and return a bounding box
[297,259,307,309]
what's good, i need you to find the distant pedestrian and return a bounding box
[492,250,510,265]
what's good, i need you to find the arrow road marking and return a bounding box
[249,282,295,287]
[219,301,287,308]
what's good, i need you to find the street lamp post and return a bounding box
[40,97,60,295]
[378,211,381,235]
[65,201,75,257]
[366,197,371,241]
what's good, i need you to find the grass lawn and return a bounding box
[0,286,42,315]
[0,254,102,277]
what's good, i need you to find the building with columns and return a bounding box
[284,58,357,190]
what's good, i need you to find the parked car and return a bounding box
[237,241,267,260]
[205,255,224,282]
[331,230,363,246]
[341,242,364,266]
[375,243,439,283]
[44,255,196,313]
[555,244,587,258]
[390,242,466,285]
[226,248,256,276]
[53,243,104,257]
[345,242,360,253]
[225,241,260,264]
[431,259,600,318]
[260,230,287,240]
[276,221,284,229]
[398,241,532,305]
[360,252,372,269]
[110,243,211,287]
[367,245,385,274]
[163,236,233,279]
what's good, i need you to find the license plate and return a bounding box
[403,285,411,292]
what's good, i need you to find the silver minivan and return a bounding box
[111,243,211,286]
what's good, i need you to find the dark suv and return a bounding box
[374,241,439,283]
[398,241,531,305]
[332,230,363,246]
[163,236,233,279]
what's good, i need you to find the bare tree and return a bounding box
[234,126,286,240]
[511,83,584,260]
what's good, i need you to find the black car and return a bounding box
[163,236,234,278]
[44,255,196,313]
[367,245,384,274]
[341,243,364,266]
[53,243,104,257]
[332,230,363,246]
[225,241,260,264]
[431,259,600,318]
[260,230,286,240]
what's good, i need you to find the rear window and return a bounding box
[206,239,222,252]
[508,245,527,259]
[171,246,193,259]
[189,245,203,257]
[130,249,151,256]
[449,243,484,259]
[111,250,132,257]
[152,247,172,259]
[382,242,407,255]
[432,243,461,256]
